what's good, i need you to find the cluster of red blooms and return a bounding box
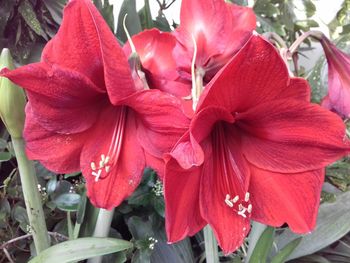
[1,0,350,254]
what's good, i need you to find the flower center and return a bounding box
[90,106,127,182]
[225,192,252,218]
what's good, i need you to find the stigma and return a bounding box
[225,192,252,218]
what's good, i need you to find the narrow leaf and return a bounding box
[116,0,142,43]
[18,0,47,40]
[28,237,133,263]
[271,237,302,263]
[249,226,275,263]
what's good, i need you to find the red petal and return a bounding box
[249,165,324,233]
[123,89,189,160]
[1,63,105,134]
[174,0,256,75]
[278,77,311,101]
[237,99,350,173]
[200,126,251,254]
[171,106,234,169]
[80,106,145,209]
[42,0,136,103]
[24,104,87,173]
[198,35,292,112]
[123,29,190,98]
[164,156,206,242]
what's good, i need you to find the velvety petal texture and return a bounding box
[320,36,350,118]
[164,35,350,254]
[1,0,189,209]
[174,0,256,80]
[123,29,190,98]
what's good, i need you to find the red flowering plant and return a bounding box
[1,0,350,262]
[0,0,189,209]
[123,0,256,111]
[164,35,350,253]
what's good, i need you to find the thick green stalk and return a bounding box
[203,225,219,263]
[12,138,50,253]
[87,208,115,263]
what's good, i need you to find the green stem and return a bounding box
[12,137,50,254]
[203,225,219,263]
[87,208,115,263]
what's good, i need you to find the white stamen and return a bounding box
[245,192,250,202]
[226,194,231,200]
[101,154,106,162]
[92,169,102,182]
[238,209,247,218]
[105,166,110,173]
[91,162,96,171]
[99,160,104,168]
[247,204,252,213]
[233,195,239,203]
[191,33,198,111]
[104,156,110,164]
[225,199,234,207]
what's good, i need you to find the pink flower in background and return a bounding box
[320,36,350,118]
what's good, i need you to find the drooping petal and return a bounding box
[320,37,350,118]
[237,99,350,173]
[122,89,189,165]
[174,0,256,76]
[171,106,235,169]
[164,156,206,242]
[24,104,88,173]
[199,125,251,254]
[80,106,145,209]
[42,0,136,103]
[123,29,190,97]
[249,165,324,233]
[198,35,291,112]
[1,63,106,134]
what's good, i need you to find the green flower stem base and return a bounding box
[12,138,50,254]
[87,208,115,263]
[204,225,219,263]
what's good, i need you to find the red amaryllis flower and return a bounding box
[0,0,188,209]
[124,0,256,98]
[320,36,350,118]
[164,35,350,253]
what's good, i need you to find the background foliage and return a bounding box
[1,0,350,262]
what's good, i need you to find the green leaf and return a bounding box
[275,191,350,260]
[154,12,171,32]
[53,193,81,212]
[28,237,133,263]
[43,0,66,25]
[0,151,11,162]
[271,237,302,263]
[246,222,268,262]
[117,0,142,43]
[18,0,47,40]
[302,0,316,17]
[249,226,275,263]
[0,1,16,37]
[139,0,154,29]
[64,171,81,179]
[0,138,7,149]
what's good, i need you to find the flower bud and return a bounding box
[0,49,26,138]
